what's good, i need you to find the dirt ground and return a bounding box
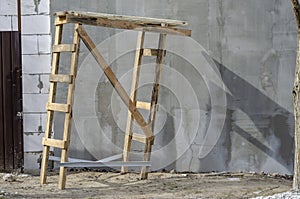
[0,170,294,199]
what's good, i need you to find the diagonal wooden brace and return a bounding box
[76,25,153,138]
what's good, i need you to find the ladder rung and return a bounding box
[131,133,154,144]
[46,102,71,113]
[49,74,73,83]
[136,101,151,110]
[142,48,158,56]
[52,44,76,52]
[42,138,67,149]
[131,133,147,143]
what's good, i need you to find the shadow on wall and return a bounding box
[203,52,294,173]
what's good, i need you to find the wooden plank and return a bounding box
[55,16,67,25]
[141,33,167,179]
[11,32,23,169]
[49,74,73,83]
[77,26,153,138]
[122,31,145,173]
[52,44,76,52]
[40,20,63,185]
[148,34,167,131]
[2,32,14,171]
[141,139,153,179]
[136,101,151,110]
[42,138,67,149]
[46,102,70,113]
[67,16,191,36]
[131,133,146,143]
[0,33,4,170]
[142,49,158,56]
[58,23,80,190]
[131,133,155,144]
[65,10,188,27]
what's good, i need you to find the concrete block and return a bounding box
[22,54,51,73]
[22,35,38,54]
[0,0,17,15]
[38,34,51,54]
[38,0,50,14]
[24,152,41,170]
[22,15,50,34]
[22,74,40,93]
[11,15,18,31]
[41,113,47,132]
[24,133,44,152]
[22,0,50,15]
[23,113,41,133]
[40,74,50,94]
[21,0,36,15]
[23,93,48,113]
[0,16,12,31]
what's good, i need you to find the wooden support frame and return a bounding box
[40,10,191,189]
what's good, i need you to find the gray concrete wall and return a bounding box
[50,0,296,174]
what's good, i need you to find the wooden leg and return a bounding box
[40,146,50,184]
[122,31,145,173]
[140,139,153,179]
[58,24,80,189]
[40,19,63,185]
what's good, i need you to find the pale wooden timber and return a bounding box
[136,101,151,110]
[49,74,73,83]
[58,23,80,190]
[42,138,67,149]
[292,0,300,191]
[121,31,145,173]
[52,44,76,52]
[141,33,167,179]
[40,16,63,185]
[54,10,191,36]
[46,102,70,113]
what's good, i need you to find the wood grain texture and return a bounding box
[292,0,300,191]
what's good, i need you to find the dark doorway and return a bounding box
[0,31,23,171]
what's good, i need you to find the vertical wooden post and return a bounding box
[292,0,300,191]
[122,31,145,173]
[40,17,63,185]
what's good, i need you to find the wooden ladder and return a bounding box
[121,31,167,179]
[40,15,80,189]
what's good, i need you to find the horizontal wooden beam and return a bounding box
[52,44,76,52]
[142,49,158,56]
[57,10,188,26]
[49,74,73,83]
[136,101,151,110]
[46,102,70,113]
[67,16,191,36]
[42,138,67,149]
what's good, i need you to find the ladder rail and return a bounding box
[58,23,81,189]
[122,31,145,173]
[40,18,64,185]
[141,33,167,179]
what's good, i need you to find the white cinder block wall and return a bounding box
[21,0,51,169]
